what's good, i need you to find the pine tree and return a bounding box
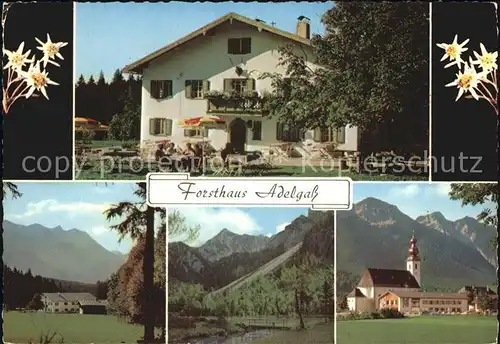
[76,74,86,87]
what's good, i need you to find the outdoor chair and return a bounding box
[212,154,247,176]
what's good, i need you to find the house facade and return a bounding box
[123,12,358,154]
[347,235,471,315]
[41,292,97,313]
[378,291,468,314]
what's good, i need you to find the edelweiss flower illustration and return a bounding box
[472,43,498,72]
[3,41,33,72]
[2,3,67,114]
[438,35,498,115]
[445,61,480,101]
[35,33,68,67]
[436,34,469,68]
[20,62,59,99]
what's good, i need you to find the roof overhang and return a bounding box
[122,12,311,74]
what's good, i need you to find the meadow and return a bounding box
[336,315,497,344]
[4,311,147,344]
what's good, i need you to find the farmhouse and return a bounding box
[123,12,358,155]
[41,293,107,314]
[347,235,469,314]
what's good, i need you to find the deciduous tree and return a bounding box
[264,2,429,154]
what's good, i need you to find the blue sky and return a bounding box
[3,182,493,254]
[75,2,332,79]
[2,182,307,252]
[170,207,308,247]
[354,182,493,220]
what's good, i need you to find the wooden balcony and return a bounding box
[206,97,269,116]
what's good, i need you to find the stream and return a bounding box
[175,329,271,344]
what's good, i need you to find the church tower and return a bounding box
[406,231,421,286]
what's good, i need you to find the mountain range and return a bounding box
[3,197,494,292]
[2,220,126,283]
[337,197,497,291]
[168,210,334,291]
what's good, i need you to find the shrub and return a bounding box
[122,140,138,150]
[76,128,96,144]
[380,308,404,319]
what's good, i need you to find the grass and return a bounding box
[336,315,497,344]
[3,311,159,344]
[88,140,125,148]
[76,162,427,181]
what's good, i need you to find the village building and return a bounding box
[347,234,469,314]
[41,292,108,314]
[123,12,359,156]
[458,285,498,312]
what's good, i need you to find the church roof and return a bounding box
[347,288,366,298]
[379,290,469,300]
[358,268,420,289]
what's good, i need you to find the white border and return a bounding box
[428,2,432,183]
[147,173,353,210]
[165,207,336,344]
[72,3,76,180]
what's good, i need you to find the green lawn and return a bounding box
[76,163,426,181]
[3,311,155,344]
[88,140,126,148]
[337,316,497,344]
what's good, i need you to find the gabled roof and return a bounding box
[42,293,66,302]
[379,290,469,300]
[42,292,97,302]
[358,268,420,289]
[123,12,311,74]
[347,288,366,298]
[458,286,497,296]
[78,299,109,307]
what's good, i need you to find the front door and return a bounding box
[230,118,247,153]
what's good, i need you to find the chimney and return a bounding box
[296,16,311,39]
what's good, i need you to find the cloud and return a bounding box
[91,226,109,236]
[171,208,262,246]
[275,222,290,233]
[11,199,109,218]
[93,187,112,195]
[388,184,421,198]
[433,183,451,197]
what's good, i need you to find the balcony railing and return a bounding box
[205,91,269,115]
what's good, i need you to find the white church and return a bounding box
[346,234,469,314]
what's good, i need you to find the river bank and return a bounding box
[169,329,271,344]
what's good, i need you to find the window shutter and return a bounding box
[202,80,210,93]
[242,38,251,54]
[149,118,156,135]
[337,126,346,144]
[150,81,156,98]
[247,78,255,90]
[165,119,172,136]
[185,80,192,99]
[168,80,173,97]
[276,123,282,141]
[223,79,233,92]
[228,39,237,54]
